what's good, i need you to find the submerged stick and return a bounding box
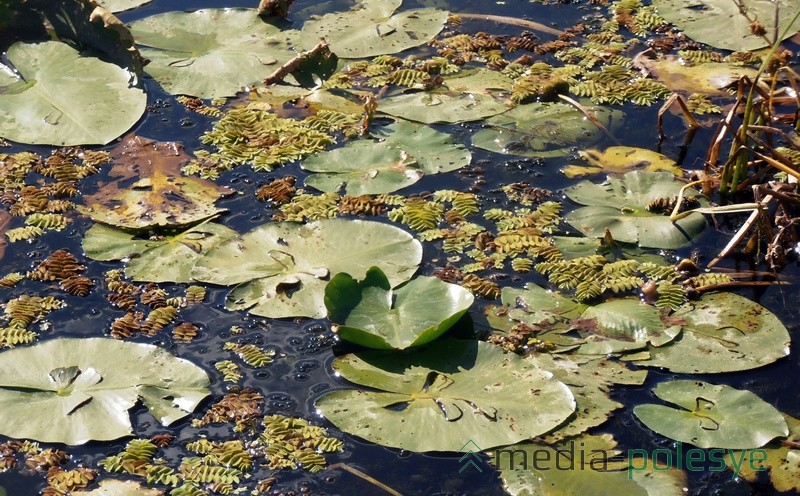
[558,94,621,145]
[328,463,404,496]
[458,13,563,36]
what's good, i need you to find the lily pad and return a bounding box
[379,89,510,124]
[82,222,238,283]
[0,41,146,146]
[634,52,758,96]
[99,0,152,12]
[79,135,233,229]
[74,479,163,495]
[634,380,788,449]
[302,140,423,195]
[578,298,681,354]
[536,355,647,442]
[472,102,624,158]
[0,337,210,445]
[294,0,448,58]
[727,415,800,492]
[130,9,295,98]
[325,266,474,349]
[564,171,707,249]
[302,120,471,194]
[636,292,791,373]
[562,146,683,179]
[315,339,575,452]
[651,0,800,51]
[495,434,687,496]
[192,219,422,319]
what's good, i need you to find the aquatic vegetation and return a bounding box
[325,266,473,349]
[0,338,210,444]
[634,380,789,449]
[316,340,575,452]
[223,342,275,367]
[0,41,145,146]
[562,146,683,178]
[192,219,422,318]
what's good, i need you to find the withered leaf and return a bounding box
[79,135,233,229]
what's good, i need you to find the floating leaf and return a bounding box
[315,339,575,452]
[636,292,791,373]
[634,380,788,449]
[562,146,683,178]
[302,120,471,194]
[293,0,448,58]
[79,135,233,229]
[129,9,295,98]
[192,219,422,319]
[302,140,423,195]
[634,52,758,96]
[73,479,163,495]
[578,298,681,354]
[727,415,800,492]
[564,171,707,249]
[99,0,152,12]
[471,102,624,158]
[83,222,237,283]
[536,355,647,442]
[0,41,145,146]
[495,434,686,496]
[0,337,210,444]
[379,89,510,124]
[0,211,9,261]
[651,0,800,51]
[325,266,474,350]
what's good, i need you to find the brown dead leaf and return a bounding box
[79,135,233,229]
[0,210,10,260]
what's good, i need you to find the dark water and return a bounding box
[2,0,800,495]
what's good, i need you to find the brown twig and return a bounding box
[458,13,563,36]
[694,280,788,293]
[558,94,621,145]
[264,39,330,85]
[328,463,404,496]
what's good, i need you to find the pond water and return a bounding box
[1,0,800,495]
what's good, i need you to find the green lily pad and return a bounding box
[302,140,423,195]
[651,0,800,51]
[501,283,588,320]
[494,434,687,496]
[192,219,422,319]
[727,415,800,492]
[302,120,472,194]
[536,355,648,442]
[99,0,151,12]
[562,146,683,179]
[634,380,788,449]
[379,89,510,124]
[0,338,210,445]
[0,41,146,146]
[130,9,295,98]
[578,298,681,354]
[564,171,708,249]
[471,102,624,158]
[82,222,238,283]
[325,266,474,350]
[293,0,448,58]
[636,292,791,373]
[315,339,575,452]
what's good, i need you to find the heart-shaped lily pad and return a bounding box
[130,9,295,97]
[325,266,474,349]
[192,219,422,319]
[0,41,146,146]
[82,222,238,283]
[564,171,707,249]
[634,380,788,449]
[315,339,575,452]
[0,338,210,445]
